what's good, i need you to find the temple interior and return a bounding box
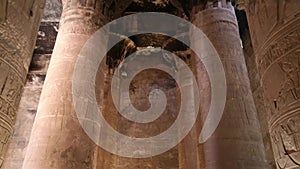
[0,0,300,169]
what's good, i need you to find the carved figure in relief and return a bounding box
[3,73,21,104]
[259,28,300,75]
[0,97,9,114]
[0,99,3,112]
[272,117,300,168]
[276,55,300,110]
[0,127,10,167]
[281,118,300,166]
[0,127,9,144]
[7,106,15,121]
[0,127,10,158]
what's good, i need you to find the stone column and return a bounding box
[191,2,268,168]
[244,0,300,168]
[237,8,276,168]
[176,50,203,169]
[22,1,107,168]
[0,0,44,167]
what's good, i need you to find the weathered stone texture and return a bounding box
[2,19,58,169]
[22,0,107,168]
[192,6,268,169]
[42,0,62,22]
[244,0,300,168]
[2,75,44,169]
[0,0,45,167]
[175,49,203,169]
[238,9,276,168]
[111,55,179,169]
[4,0,300,168]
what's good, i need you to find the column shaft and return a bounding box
[244,0,300,168]
[0,0,44,167]
[192,6,268,169]
[22,1,107,168]
[177,53,203,169]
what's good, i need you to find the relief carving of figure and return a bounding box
[273,117,300,168]
[276,55,300,110]
[4,74,21,103]
[0,127,10,163]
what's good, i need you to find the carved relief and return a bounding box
[0,97,13,168]
[0,28,30,81]
[60,21,101,35]
[254,4,300,168]
[3,74,22,102]
[0,126,11,167]
[0,69,22,125]
[257,0,269,30]
[272,52,300,112]
[271,115,300,169]
[0,127,10,145]
[268,51,300,169]
[258,26,300,77]
[0,0,45,168]
[1,0,45,69]
[3,15,31,57]
[59,4,107,34]
[63,0,99,10]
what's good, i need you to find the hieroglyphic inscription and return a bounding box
[0,125,10,168]
[271,115,300,169]
[268,51,300,169]
[191,7,268,169]
[257,26,300,77]
[0,57,24,168]
[0,0,45,167]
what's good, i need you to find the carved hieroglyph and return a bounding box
[191,5,268,169]
[267,48,300,169]
[0,0,45,168]
[245,0,300,168]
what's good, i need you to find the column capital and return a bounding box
[59,0,109,34]
[191,0,236,20]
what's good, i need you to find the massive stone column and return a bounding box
[176,50,203,169]
[22,1,107,168]
[244,0,300,168]
[237,9,276,168]
[0,0,44,167]
[191,1,268,168]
